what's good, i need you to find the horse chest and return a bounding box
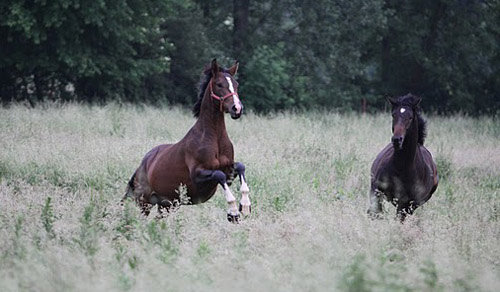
[215,140,234,169]
[216,154,232,169]
[377,173,426,204]
[197,147,233,170]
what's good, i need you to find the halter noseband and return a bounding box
[209,78,239,112]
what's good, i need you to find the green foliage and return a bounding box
[116,200,139,240]
[2,0,499,113]
[381,0,500,114]
[272,195,288,212]
[280,0,387,110]
[436,155,453,180]
[333,152,359,180]
[339,255,371,292]
[41,196,56,239]
[420,260,444,292]
[0,0,175,102]
[74,200,100,257]
[144,220,178,263]
[196,241,211,258]
[12,216,26,260]
[242,43,293,111]
[340,253,447,292]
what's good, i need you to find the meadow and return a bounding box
[0,103,499,292]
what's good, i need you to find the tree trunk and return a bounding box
[381,35,391,93]
[233,0,249,59]
[201,1,209,18]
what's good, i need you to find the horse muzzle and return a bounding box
[230,104,243,119]
[392,135,404,150]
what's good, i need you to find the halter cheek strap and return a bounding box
[209,80,239,112]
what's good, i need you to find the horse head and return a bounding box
[209,59,243,119]
[387,94,422,150]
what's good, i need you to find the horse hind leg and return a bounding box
[235,162,251,216]
[122,166,154,217]
[154,198,175,219]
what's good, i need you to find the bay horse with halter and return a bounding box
[123,59,251,222]
[368,94,438,221]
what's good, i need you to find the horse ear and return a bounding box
[211,59,219,76]
[228,60,239,76]
[386,96,398,106]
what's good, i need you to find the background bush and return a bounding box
[1,0,499,114]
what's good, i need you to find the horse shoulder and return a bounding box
[186,148,216,171]
[371,144,393,181]
[218,138,234,167]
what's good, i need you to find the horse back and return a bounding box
[143,144,171,171]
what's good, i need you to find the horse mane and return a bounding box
[192,66,230,118]
[395,94,427,145]
[417,114,427,145]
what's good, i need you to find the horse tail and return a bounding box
[122,172,137,202]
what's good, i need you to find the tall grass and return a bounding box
[0,103,499,291]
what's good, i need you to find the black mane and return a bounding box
[417,114,427,145]
[192,67,230,118]
[192,71,212,118]
[395,94,427,145]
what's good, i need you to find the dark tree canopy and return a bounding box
[1,0,499,114]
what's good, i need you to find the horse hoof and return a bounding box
[155,214,166,220]
[367,209,383,220]
[227,213,240,223]
[239,204,251,216]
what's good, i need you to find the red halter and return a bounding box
[209,79,239,112]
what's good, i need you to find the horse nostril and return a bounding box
[231,105,237,112]
[392,136,403,144]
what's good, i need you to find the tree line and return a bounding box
[1,0,499,114]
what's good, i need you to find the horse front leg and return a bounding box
[396,203,414,223]
[235,162,251,216]
[367,185,383,219]
[195,169,240,223]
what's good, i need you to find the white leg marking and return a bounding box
[239,178,251,215]
[223,183,236,202]
[223,183,239,215]
[226,76,242,114]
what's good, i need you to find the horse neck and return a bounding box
[195,89,227,139]
[394,115,419,169]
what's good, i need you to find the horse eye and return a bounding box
[216,83,223,87]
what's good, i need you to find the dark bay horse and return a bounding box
[368,94,438,221]
[123,59,250,222]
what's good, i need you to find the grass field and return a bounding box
[0,103,499,292]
